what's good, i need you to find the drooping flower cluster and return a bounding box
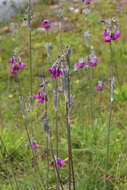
[48,58,63,78]
[88,52,98,67]
[101,18,121,43]
[82,0,92,4]
[75,52,98,70]
[50,157,68,169]
[96,81,106,91]
[102,29,120,42]
[116,0,125,6]
[49,66,63,78]
[75,58,87,69]
[31,144,40,149]
[41,19,51,30]
[34,92,48,103]
[9,56,26,74]
[34,74,48,104]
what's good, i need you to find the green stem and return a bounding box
[28,0,33,100]
[49,134,64,190]
[66,54,76,190]
[104,41,113,190]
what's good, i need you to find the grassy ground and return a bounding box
[0,0,127,189]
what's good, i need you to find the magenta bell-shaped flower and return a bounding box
[11,64,19,74]
[111,30,121,40]
[48,66,63,78]
[41,20,51,30]
[88,53,98,67]
[34,92,48,103]
[9,57,16,64]
[96,81,106,91]
[76,62,86,69]
[96,86,105,91]
[9,57,26,74]
[50,159,65,169]
[75,58,88,69]
[18,62,26,70]
[102,29,121,43]
[31,144,40,149]
[102,30,108,37]
[82,0,91,4]
[104,35,112,42]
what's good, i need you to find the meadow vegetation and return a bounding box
[0,0,127,189]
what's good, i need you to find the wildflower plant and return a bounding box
[96,81,106,91]
[101,18,120,190]
[101,18,121,42]
[1,0,126,190]
[82,0,92,4]
[48,58,63,79]
[41,19,51,30]
[9,56,26,74]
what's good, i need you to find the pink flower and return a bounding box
[34,92,48,103]
[88,52,98,67]
[76,62,86,69]
[104,35,112,42]
[82,0,92,4]
[9,57,26,74]
[48,66,63,78]
[18,62,26,70]
[96,81,106,91]
[9,57,16,64]
[11,64,19,74]
[50,159,65,168]
[41,20,51,30]
[75,58,87,69]
[111,30,121,40]
[117,1,125,6]
[102,29,121,42]
[57,160,65,168]
[96,86,105,91]
[102,30,108,37]
[31,144,40,149]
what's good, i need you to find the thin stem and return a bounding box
[86,67,96,144]
[44,80,49,190]
[104,41,113,190]
[66,102,72,190]
[104,102,113,189]
[54,78,60,190]
[46,136,49,190]
[28,0,33,99]
[66,54,76,190]
[49,134,64,190]
[55,79,59,158]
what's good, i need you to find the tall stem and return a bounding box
[54,78,59,158]
[28,0,33,99]
[104,42,114,189]
[49,134,64,190]
[44,78,49,190]
[89,67,96,143]
[54,78,60,190]
[46,135,49,190]
[66,54,76,190]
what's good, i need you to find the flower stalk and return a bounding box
[64,47,76,190]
